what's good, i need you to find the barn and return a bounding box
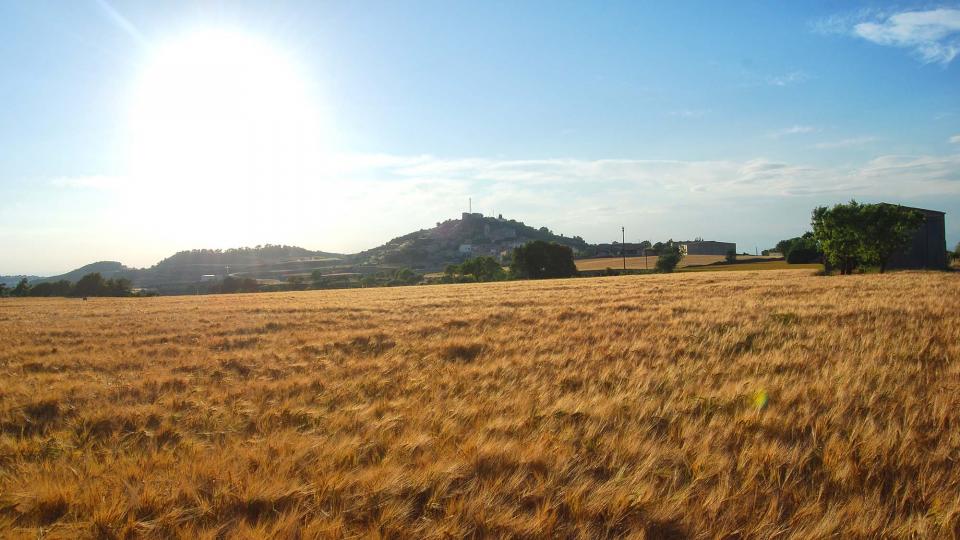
[886,206,947,270]
[679,240,736,256]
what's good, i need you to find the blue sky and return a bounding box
[1,1,959,274]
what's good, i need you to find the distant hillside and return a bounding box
[32,261,139,285]
[1,275,41,287]
[141,245,346,290]
[354,213,588,271]
[18,216,590,293]
[151,245,340,270]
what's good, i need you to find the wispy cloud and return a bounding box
[950,134,960,144]
[37,151,960,257]
[813,136,878,149]
[766,71,810,87]
[51,175,127,190]
[821,8,960,64]
[769,125,818,138]
[56,149,960,200]
[667,109,710,119]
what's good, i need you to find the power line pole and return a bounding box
[622,226,626,271]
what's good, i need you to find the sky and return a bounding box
[1,0,959,275]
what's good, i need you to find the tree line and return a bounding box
[772,201,936,274]
[0,273,137,297]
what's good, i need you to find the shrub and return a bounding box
[656,245,683,273]
[511,241,577,279]
[447,257,506,282]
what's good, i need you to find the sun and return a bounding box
[126,29,323,205]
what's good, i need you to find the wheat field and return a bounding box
[1,269,959,538]
[574,254,781,272]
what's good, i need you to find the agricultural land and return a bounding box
[1,269,959,538]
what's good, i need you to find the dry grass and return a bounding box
[575,254,778,271]
[678,261,823,273]
[1,269,959,538]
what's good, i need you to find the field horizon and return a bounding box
[2,269,959,538]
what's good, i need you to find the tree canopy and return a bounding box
[5,273,133,297]
[445,256,506,282]
[812,201,924,274]
[655,244,684,273]
[510,241,577,279]
[775,232,822,264]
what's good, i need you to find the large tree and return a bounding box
[858,203,924,273]
[812,201,926,275]
[775,232,822,264]
[11,278,31,297]
[812,201,866,275]
[511,241,577,279]
[449,256,506,282]
[73,273,107,297]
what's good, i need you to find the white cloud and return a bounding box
[55,150,960,201]
[26,151,960,265]
[850,8,960,64]
[770,125,818,138]
[950,134,960,143]
[813,136,878,149]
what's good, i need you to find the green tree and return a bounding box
[28,280,74,297]
[453,256,506,282]
[858,204,925,273]
[655,244,683,273]
[511,241,577,279]
[73,273,107,297]
[774,233,817,262]
[813,201,926,274]
[391,268,421,285]
[104,278,132,296]
[11,278,30,297]
[812,201,865,275]
[0,283,6,297]
[775,232,822,264]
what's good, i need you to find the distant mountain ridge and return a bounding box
[0,275,41,287]
[32,261,135,285]
[22,214,587,293]
[152,245,341,270]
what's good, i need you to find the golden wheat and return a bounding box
[1,269,959,538]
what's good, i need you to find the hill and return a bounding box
[31,261,139,285]
[141,245,346,290]
[0,275,41,287]
[17,214,587,292]
[354,212,588,271]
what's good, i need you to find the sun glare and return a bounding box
[127,29,323,211]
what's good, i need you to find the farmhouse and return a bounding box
[679,240,736,256]
[594,243,650,257]
[886,206,947,270]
